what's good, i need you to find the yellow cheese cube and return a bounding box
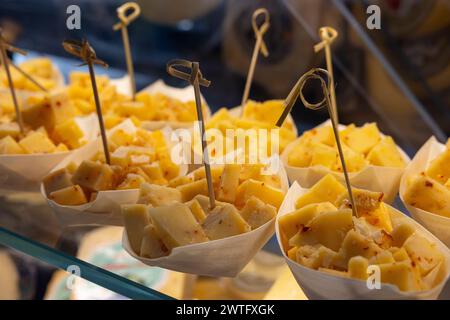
[422,261,446,290]
[149,203,208,249]
[52,119,84,149]
[43,168,73,195]
[392,247,410,262]
[71,160,115,191]
[391,223,415,247]
[367,136,405,168]
[310,143,337,168]
[278,202,337,250]
[288,140,314,167]
[191,194,227,213]
[206,108,234,130]
[141,163,167,185]
[239,196,277,229]
[138,183,182,206]
[403,233,444,276]
[177,179,209,202]
[122,204,150,255]
[116,101,153,120]
[404,175,450,217]
[425,148,450,184]
[289,209,353,252]
[337,188,384,212]
[0,122,21,139]
[342,123,381,155]
[109,128,135,147]
[360,203,393,233]
[295,174,346,209]
[19,131,56,153]
[54,143,69,153]
[117,174,146,190]
[348,256,369,280]
[332,144,368,173]
[202,203,251,240]
[140,224,168,259]
[217,164,240,203]
[168,176,194,188]
[104,114,123,129]
[187,199,207,223]
[72,98,94,114]
[49,185,87,206]
[379,261,423,291]
[157,147,179,180]
[369,250,395,265]
[0,135,26,154]
[235,179,285,209]
[192,165,224,182]
[303,126,335,146]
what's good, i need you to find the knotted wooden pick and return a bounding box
[240,8,270,112]
[314,26,339,124]
[167,59,216,209]
[113,2,140,100]
[0,29,27,134]
[63,39,111,164]
[277,68,358,217]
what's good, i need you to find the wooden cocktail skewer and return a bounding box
[167,59,215,209]
[240,8,270,113]
[276,68,358,217]
[113,2,140,100]
[0,29,26,134]
[314,27,339,124]
[62,39,111,164]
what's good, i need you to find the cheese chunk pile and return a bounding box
[0,91,88,154]
[288,123,406,172]
[122,164,283,258]
[279,174,446,292]
[67,72,202,127]
[404,139,450,218]
[0,58,59,92]
[43,128,180,206]
[206,100,297,153]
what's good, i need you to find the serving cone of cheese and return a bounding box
[0,90,98,191]
[400,136,450,247]
[276,174,450,299]
[41,119,187,226]
[122,162,289,277]
[281,120,409,203]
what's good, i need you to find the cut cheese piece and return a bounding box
[217,164,240,203]
[149,203,208,250]
[295,174,346,209]
[379,261,423,292]
[177,178,208,202]
[235,179,284,209]
[239,196,277,229]
[296,245,337,269]
[187,199,207,223]
[122,204,150,255]
[0,135,26,154]
[71,160,115,191]
[403,233,444,276]
[140,224,168,259]
[367,136,405,168]
[138,183,182,207]
[348,256,369,280]
[49,185,87,206]
[43,168,73,195]
[342,123,381,155]
[19,131,56,153]
[391,223,415,247]
[202,203,250,240]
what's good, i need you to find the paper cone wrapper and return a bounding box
[399,136,450,247]
[281,120,410,203]
[276,181,450,299]
[41,119,188,227]
[122,162,290,277]
[0,114,98,192]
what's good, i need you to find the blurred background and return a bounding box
[0,0,449,300]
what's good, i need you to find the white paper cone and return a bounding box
[122,162,289,277]
[400,136,450,247]
[42,119,188,227]
[0,113,98,192]
[281,120,410,203]
[276,181,450,300]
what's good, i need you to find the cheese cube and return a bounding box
[54,143,69,153]
[122,204,150,255]
[239,196,276,229]
[191,194,227,213]
[336,188,384,212]
[403,233,444,276]
[310,143,337,168]
[306,126,335,146]
[369,250,395,265]
[116,101,154,120]
[425,149,450,184]
[404,175,450,217]
[278,202,337,249]
[287,141,313,167]
[117,174,146,190]
[192,165,224,182]
[71,160,115,191]
[379,261,423,291]
[138,183,182,206]
[289,209,353,252]
[367,136,405,168]
[202,203,251,240]
[109,128,135,148]
[140,224,168,259]
[342,123,381,155]
[235,179,285,209]
[52,119,84,149]
[49,185,87,206]
[422,261,446,290]
[19,131,56,153]
[149,203,208,249]
[296,245,338,270]
[392,247,410,262]
[168,176,193,188]
[177,178,209,202]
[43,168,73,195]
[157,147,179,180]
[0,136,26,154]
[217,164,240,203]
[141,163,167,185]
[187,199,207,223]
[391,223,415,247]
[348,256,369,280]
[295,174,346,209]
[332,144,368,172]
[104,114,123,129]
[0,122,21,139]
